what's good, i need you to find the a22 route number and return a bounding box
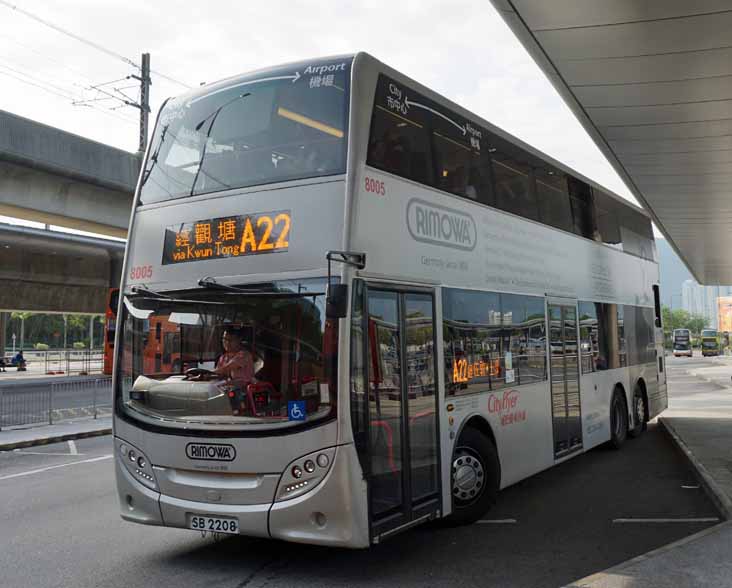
[365,176,386,196]
[189,515,239,535]
[129,265,153,280]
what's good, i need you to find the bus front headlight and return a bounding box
[275,447,336,502]
[116,438,159,492]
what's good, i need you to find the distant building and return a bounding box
[681,280,704,317]
[681,280,732,327]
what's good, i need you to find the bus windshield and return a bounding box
[139,61,350,205]
[116,278,337,430]
[701,329,717,338]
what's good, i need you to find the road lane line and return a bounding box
[477,519,517,524]
[0,454,112,481]
[11,451,85,456]
[68,440,78,455]
[612,517,719,524]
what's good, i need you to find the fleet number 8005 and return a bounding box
[365,176,386,195]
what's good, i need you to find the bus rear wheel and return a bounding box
[628,385,647,438]
[609,388,628,449]
[446,427,499,526]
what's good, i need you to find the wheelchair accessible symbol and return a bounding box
[288,401,306,421]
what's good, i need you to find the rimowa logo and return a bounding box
[185,443,236,462]
[407,198,477,251]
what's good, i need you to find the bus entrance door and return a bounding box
[547,301,583,458]
[364,287,441,542]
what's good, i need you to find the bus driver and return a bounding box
[214,328,255,385]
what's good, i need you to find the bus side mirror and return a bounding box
[326,284,348,319]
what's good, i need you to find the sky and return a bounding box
[0,0,644,223]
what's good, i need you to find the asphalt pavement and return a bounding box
[568,354,732,587]
[0,421,717,587]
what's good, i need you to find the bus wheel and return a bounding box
[609,388,628,449]
[447,427,499,525]
[628,385,646,438]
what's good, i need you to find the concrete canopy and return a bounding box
[491,0,732,284]
[0,223,125,314]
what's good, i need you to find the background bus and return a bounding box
[672,328,692,357]
[113,53,666,548]
[701,329,720,357]
[103,288,119,375]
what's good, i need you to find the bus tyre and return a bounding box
[628,385,646,438]
[447,427,500,526]
[609,389,628,449]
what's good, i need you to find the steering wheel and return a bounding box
[184,367,216,380]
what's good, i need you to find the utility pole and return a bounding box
[0,312,6,360]
[129,52,151,154]
[70,51,158,153]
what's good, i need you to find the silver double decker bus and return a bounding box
[114,53,667,547]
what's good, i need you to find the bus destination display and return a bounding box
[162,210,291,264]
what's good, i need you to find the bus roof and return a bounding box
[156,51,650,221]
[165,53,356,111]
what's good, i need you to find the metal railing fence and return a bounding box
[0,386,50,429]
[0,377,112,431]
[0,349,103,375]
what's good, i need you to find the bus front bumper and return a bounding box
[115,443,369,548]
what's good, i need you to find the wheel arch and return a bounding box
[610,382,627,412]
[455,414,501,486]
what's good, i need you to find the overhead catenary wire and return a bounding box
[0,50,90,95]
[0,68,138,126]
[0,51,142,121]
[0,32,99,87]
[0,68,75,101]
[0,0,137,66]
[0,60,83,100]
[72,79,140,112]
[0,53,140,119]
[0,0,193,90]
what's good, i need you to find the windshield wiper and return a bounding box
[198,277,267,293]
[189,92,251,197]
[197,277,324,298]
[129,285,170,299]
[140,123,168,189]
[130,296,226,311]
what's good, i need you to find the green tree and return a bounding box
[66,315,87,330]
[661,306,711,347]
[10,311,33,350]
[662,306,690,333]
[688,316,708,337]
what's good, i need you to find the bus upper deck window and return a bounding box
[367,106,433,186]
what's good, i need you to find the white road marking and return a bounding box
[68,440,78,455]
[612,517,719,524]
[682,485,701,489]
[0,454,113,481]
[477,519,517,524]
[11,451,84,456]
